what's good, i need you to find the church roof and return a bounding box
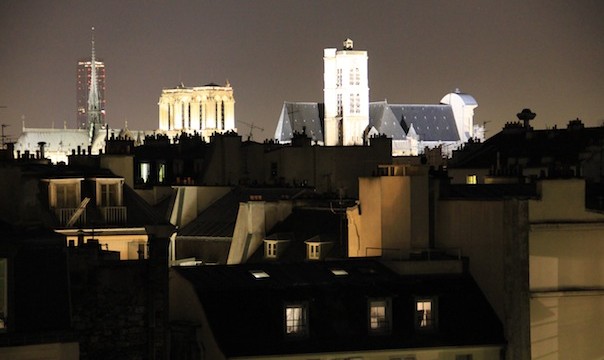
[275,102,324,142]
[387,104,460,142]
[368,101,407,140]
[16,128,91,154]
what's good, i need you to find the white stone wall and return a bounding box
[323,40,369,146]
[158,84,236,141]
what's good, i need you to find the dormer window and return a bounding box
[95,178,123,207]
[263,237,290,260]
[304,236,333,261]
[266,242,277,258]
[45,178,84,226]
[94,178,126,224]
[47,178,83,209]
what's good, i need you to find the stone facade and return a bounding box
[158,83,236,142]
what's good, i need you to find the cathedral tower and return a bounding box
[323,39,369,146]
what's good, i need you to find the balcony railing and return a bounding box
[100,206,127,225]
[54,208,86,227]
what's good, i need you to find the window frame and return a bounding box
[265,241,278,259]
[368,298,391,334]
[95,178,123,207]
[284,302,309,338]
[415,297,438,331]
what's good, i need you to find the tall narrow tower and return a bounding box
[87,27,103,143]
[323,39,369,146]
[77,28,106,129]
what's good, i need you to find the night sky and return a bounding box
[1,0,603,142]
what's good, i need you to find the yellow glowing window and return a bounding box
[416,298,436,330]
[466,175,477,184]
[369,299,390,333]
[285,303,308,336]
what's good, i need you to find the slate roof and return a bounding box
[178,187,314,238]
[247,206,348,262]
[174,259,504,357]
[275,102,325,142]
[275,101,459,143]
[368,101,407,140]
[389,104,459,141]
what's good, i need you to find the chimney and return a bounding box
[38,141,46,159]
[516,108,536,130]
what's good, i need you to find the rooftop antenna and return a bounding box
[0,105,6,148]
[238,120,264,141]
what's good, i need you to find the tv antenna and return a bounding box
[0,105,8,149]
[238,120,264,141]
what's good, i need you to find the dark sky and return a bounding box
[1,0,603,142]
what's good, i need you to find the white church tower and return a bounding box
[323,39,369,146]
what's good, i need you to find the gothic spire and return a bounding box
[87,26,102,144]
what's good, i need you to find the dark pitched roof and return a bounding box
[174,260,504,357]
[178,187,312,237]
[391,104,460,141]
[276,102,325,142]
[247,206,347,262]
[369,102,407,140]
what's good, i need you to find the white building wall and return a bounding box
[323,39,369,146]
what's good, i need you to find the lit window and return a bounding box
[285,303,308,336]
[265,242,277,258]
[416,298,437,330]
[369,299,390,333]
[307,243,320,260]
[140,162,151,183]
[466,175,477,184]
[0,258,6,330]
[158,163,166,183]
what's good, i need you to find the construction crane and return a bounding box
[238,120,264,141]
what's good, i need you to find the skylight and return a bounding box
[330,268,348,276]
[249,270,270,279]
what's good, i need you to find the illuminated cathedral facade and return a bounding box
[158,82,236,142]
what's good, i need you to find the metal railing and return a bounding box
[100,206,127,225]
[55,207,86,226]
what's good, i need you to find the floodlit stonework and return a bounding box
[323,38,369,146]
[158,82,236,141]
